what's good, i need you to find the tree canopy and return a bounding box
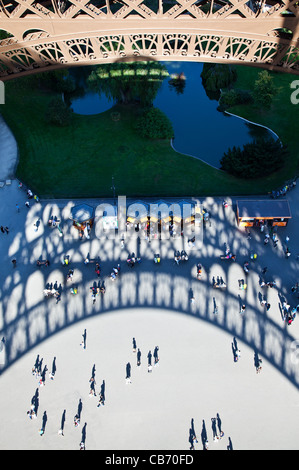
[45,96,73,127]
[253,70,277,109]
[201,64,237,92]
[220,137,287,178]
[135,107,174,140]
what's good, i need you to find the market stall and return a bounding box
[126,201,149,232]
[153,200,170,234]
[236,199,292,227]
[178,200,196,226]
[70,203,95,238]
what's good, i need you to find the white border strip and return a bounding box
[224,111,281,143]
[170,138,224,171]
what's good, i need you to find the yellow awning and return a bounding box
[184,216,195,224]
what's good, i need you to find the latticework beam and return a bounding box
[0,0,298,78]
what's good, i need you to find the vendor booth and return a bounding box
[71,203,95,233]
[127,201,149,232]
[237,200,292,227]
[179,200,196,226]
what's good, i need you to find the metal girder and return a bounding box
[0,0,298,78]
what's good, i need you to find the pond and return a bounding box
[69,62,277,169]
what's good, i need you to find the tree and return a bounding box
[37,70,76,93]
[218,88,253,111]
[253,70,277,109]
[45,97,73,127]
[135,107,174,140]
[87,61,169,107]
[201,64,237,93]
[220,137,287,178]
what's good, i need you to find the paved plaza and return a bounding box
[0,177,298,451]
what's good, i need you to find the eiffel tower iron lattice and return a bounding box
[0,0,298,78]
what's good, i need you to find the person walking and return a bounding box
[95,263,100,278]
[100,285,105,295]
[285,247,291,258]
[89,377,96,397]
[4,226,9,234]
[80,329,87,349]
[240,304,246,314]
[235,348,241,361]
[97,393,105,408]
[147,350,152,373]
[74,414,80,427]
[0,226,4,233]
[256,357,262,373]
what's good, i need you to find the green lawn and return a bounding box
[1,67,298,199]
[228,65,299,182]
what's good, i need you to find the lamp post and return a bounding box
[111,176,116,206]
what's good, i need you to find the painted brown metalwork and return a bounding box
[0,0,298,78]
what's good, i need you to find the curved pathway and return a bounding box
[0,114,18,182]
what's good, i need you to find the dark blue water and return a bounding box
[69,62,276,168]
[70,91,114,115]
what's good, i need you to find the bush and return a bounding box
[220,138,288,178]
[45,97,73,127]
[218,89,253,111]
[37,70,76,94]
[253,70,277,109]
[135,107,174,140]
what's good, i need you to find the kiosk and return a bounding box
[236,200,291,227]
[71,204,95,232]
